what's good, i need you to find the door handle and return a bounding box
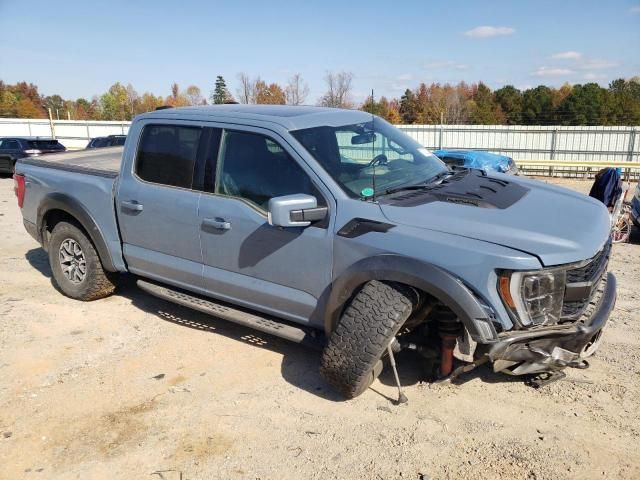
[202,218,231,231]
[121,200,144,212]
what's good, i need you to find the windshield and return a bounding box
[292,118,447,198]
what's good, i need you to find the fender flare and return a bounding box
[325,254,498,343]
[37,193,117,272]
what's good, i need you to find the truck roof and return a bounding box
[137,105,372,130]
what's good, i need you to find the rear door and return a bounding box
[198,126,335,325]
[117,121,210,290]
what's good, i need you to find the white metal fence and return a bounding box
[397,125,639,163]
[0,118,130,150]
[1,118,638,164]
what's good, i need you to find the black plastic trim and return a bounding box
[37,193,117,272]
[337,218,395,238]
[325,254,497,343]
[380,169,529,209]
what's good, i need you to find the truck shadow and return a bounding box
[26,248,52,277]
[121,275,345,402]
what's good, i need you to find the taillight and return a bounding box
[13,174,26,208]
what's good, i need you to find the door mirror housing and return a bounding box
[268,194,327,228]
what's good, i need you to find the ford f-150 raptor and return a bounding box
[13,105,616,398]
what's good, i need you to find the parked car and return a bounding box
[86,135,127,149]
[13,105,615,399]
[631,181,640,228]
[433,149,518,174]
[0,137,65,174]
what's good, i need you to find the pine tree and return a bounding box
[399,89,419,124]
[212,76,228,104]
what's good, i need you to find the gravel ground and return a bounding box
[0,175,639,480]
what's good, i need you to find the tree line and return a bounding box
[364,78,640,126]
[1,72,639,125]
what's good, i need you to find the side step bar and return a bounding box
[137,279,325,350]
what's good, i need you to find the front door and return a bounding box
[198,128,334,326]
[117,122,205,290]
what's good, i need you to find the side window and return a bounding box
[216,130,320,211]
[136,125,201,189]
[2,140,19,150]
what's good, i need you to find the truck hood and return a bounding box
[378,173,611,266]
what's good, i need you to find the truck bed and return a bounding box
[19,146,123,177]
[15,146,128,272]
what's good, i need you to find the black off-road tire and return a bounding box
[48,221,117,301]
[320,280,415,399]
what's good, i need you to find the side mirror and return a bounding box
[268,194,327,228]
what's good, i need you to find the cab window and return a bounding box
[215,130,322,211]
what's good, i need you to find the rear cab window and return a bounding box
[135,125,202,189]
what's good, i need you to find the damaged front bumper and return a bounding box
[485,272,616,376]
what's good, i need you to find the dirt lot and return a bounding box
[1,175,639,480]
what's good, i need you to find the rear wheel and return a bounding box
[48,221,116,301]
[320,281,416,399]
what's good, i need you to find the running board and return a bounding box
[137,279,325,350]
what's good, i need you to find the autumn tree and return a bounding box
[285,74,309,105]
[138,92,164,113]
[255,81,286,104]
[165,82,189,108]
[361,96,401,123]
[319,71,353,108]
[185,85,204,106]
[43,95,65,119]
[15,99,44,118]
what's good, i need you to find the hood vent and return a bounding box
[382,169,529,209]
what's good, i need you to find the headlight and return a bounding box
[498,268,566,327]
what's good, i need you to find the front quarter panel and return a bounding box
[331,199,542,333]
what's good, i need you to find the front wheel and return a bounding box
[48,221,117,301]
[320,281,415,399]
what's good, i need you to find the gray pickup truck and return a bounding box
[14,105,616,398]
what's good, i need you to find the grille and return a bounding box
[562,238,611,319]
[566,239,611,284]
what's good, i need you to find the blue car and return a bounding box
[433,149,518,175]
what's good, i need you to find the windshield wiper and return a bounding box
[383,171,452,196]
[384,183,431,195]
[428,171,452,184]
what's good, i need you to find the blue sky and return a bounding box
[1,0,638,103]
